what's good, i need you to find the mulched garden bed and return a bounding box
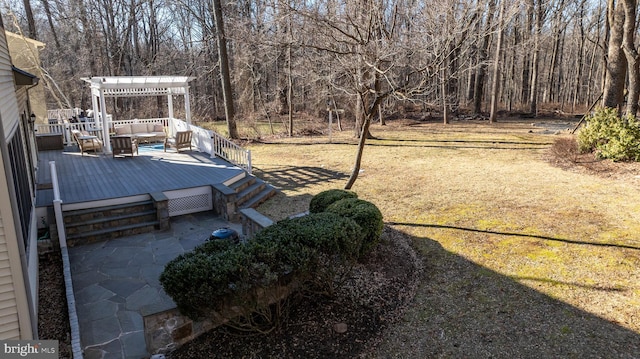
[38,252,72,358]
[168,226,423,358]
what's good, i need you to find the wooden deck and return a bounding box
[36,144,245,207]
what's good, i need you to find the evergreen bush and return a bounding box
[309,189,357,213]
[578,107,640,161]
[326,198,384,258]
[160,212,363,320]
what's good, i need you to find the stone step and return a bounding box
[241,186,277,209]
[236,181,266,206]
[63,200,155,224]
[62,199,160,246]
[66,221,159,247]
[65,210,157,236]
[228,175,255,194]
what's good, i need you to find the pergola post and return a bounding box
[90,92,99,126]
[99,89,111,154]
[184,86,192,125]
[167,93,174,135]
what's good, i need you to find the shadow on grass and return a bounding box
[261,138,550,151]
[253,165,348,191]
[387,221,640,251]
[365,138,551,151]
[373,137,553,146]
[376,226,640,358]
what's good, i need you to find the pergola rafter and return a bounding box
[81,76,195,154]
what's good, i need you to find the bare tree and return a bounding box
[489,0,506,123]
[212,0,239,139]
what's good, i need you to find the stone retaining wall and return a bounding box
[144,282,299,354]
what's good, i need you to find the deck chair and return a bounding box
[164,130,193,152]
[111,136,138,158]
[71,129,103,156]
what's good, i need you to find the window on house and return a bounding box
[7,125,33,249]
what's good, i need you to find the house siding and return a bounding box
[0,24,35,339]
[0,215,20,339]
[0,29,18,138]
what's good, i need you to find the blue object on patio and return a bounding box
[209,227,239,242]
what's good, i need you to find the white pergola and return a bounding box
[81,76,195,153]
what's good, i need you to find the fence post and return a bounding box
[247,150,252,174]
[49,161,67,248]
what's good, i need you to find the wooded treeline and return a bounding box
[1,0,632,131]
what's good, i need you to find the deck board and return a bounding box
[36,145,245,207]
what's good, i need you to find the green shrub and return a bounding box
[577,107,640,161]
[160,245,252,319]
[326,198,384,258]
[253,212,364,264]
[160,212,364,320]
[309,189,358,213]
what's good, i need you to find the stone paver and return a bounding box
[69,211,241,358]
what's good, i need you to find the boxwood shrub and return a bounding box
[309,189,357,213]
[160,212,364,320]
[159,244,252,319]
[251,212,364,291]
[326,198,384,258]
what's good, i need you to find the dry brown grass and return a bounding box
[248,118,640,357]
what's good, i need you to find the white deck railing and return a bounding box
[37,113,253,174]
[212,133,252,174]
[47,108,82,122]
[171,119,252,174]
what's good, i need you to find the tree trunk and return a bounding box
[622,0,639,116]
[473,0,496,114]
[442,67,449,124]
[287,26,294,136]
[602,0,627,110]
[489,0,505,123]
[41,0,60,49]
[344,96,383,190]
[529,0,543,115]
[212,0,240,139]
[22,0,37,39]
[573,0,587,112]
[521,0,534,108]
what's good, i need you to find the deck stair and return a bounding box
[228,173,276,209]
[63,200,159,246]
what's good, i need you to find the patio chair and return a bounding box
[111,136,138,158]
[71,129,103,156]
[164,130,193,152]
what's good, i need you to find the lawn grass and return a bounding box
[245,118,640,356]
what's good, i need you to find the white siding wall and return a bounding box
[0,215,21,339]
[0,30,18,138]
[0,26,33,339]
